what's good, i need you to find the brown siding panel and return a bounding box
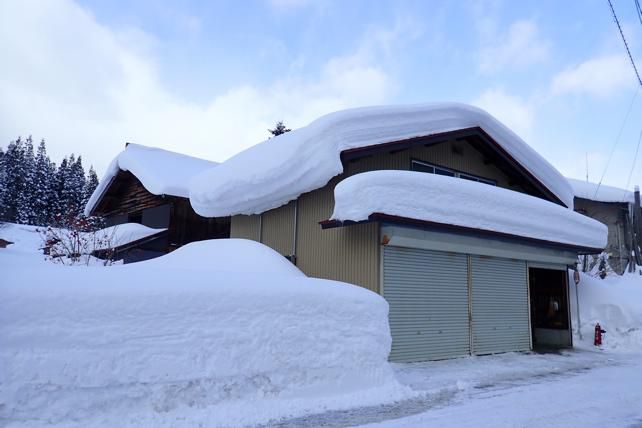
[262,202,295,256]
[231,214,261,241]
[297,180,380,293]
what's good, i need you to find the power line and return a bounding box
[623,129,642,199]
[607,0,642,87]
[636,0,642,27]
[594,87,639,198]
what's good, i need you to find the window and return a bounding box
[411,160,496,186]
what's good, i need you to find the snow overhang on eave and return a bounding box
[320,213,604,255]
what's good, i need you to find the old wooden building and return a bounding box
[190,104,608,362]
[568,178,642,274]
[85,143,229,262]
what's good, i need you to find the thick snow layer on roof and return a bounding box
[190,103,574,217]
[330,171,607,250]
[1,236,409,426]
[84,143,219,216]
[93,223,166,250]
[567,177,638,204]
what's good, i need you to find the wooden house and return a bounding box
[568,178,642,274]
[84,144,229,262]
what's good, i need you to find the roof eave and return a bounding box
[320,213,603,255]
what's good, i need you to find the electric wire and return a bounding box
[607,0,642,87]
[623,129,642,199]
[594,87,639,198]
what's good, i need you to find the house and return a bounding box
[84,143,230,263]
[189,103,608,362]
[567,178,642,274]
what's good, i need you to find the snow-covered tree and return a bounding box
[16,137,37,224]
[32,139,56,225]
[82,166,99,210]
[1,137,26,222]
[268,121,291,137]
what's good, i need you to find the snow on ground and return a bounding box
[567,177,639,204]
[331,170,606,250]
[85,143,219,216]
[2,224,641,428]
[189,103,575,217]
[570,270,642,352]
[0,224,410,428]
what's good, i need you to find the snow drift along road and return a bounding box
[0,235,409,427]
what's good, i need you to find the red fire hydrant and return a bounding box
[594,323,606,346]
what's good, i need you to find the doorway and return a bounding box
[529,267,572,348]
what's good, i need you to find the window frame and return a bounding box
[410,159,497,186]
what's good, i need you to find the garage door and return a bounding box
[383,246,470,362]
[470,256,530,354]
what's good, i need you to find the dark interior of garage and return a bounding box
[529,267,572,348]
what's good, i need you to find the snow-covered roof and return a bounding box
[93,223,167,250]
[85,144,219,216]
[189,103,575,217]
[567,177,638,205]
[330,171,607,251]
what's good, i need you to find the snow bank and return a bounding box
[84,143,219,216]
[567,177,638,204]
[0,237,408,427]
[331,170,607,250]
[570,270,642,352]
[190,103,575,217]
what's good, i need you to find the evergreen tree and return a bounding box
[68,155,86,217]
[268,121,291,137]
[32,139,55,225]
[82,166,99,211]
[0,147,6,220]
[52,156,69,223]
[16,137,36,224]
[1,137,26,222]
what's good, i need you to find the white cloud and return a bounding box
[478,20,550,73]
[472,88,536,139]
[551,54,637,97]
[0,0,394,175]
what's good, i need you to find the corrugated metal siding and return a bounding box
[383,246,470,362]
[262,201,295,256]
[230,214,260,241]
[470,256,530,355]
[296,180,380,292]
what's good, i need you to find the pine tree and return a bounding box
[1,137,26,222]
[52,157,69,224]
[268,121,291,137]
[32,139,55,225]
[0,147,6,221]
[16,137,37,224]
[82,166,99,211]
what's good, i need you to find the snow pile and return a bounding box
[0,236,409,427]
[567,177,638,204]
[570,270,642,352]
[85,143,219,216]
[190,103,575,217]
[330,170,607,250]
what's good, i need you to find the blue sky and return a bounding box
[1,0,641,189]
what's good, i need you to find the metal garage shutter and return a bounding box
[383,246,470,362]
[470,256,530,355]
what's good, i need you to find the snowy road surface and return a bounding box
[266,348,642,428]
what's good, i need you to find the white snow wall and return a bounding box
[0,266,403,426]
